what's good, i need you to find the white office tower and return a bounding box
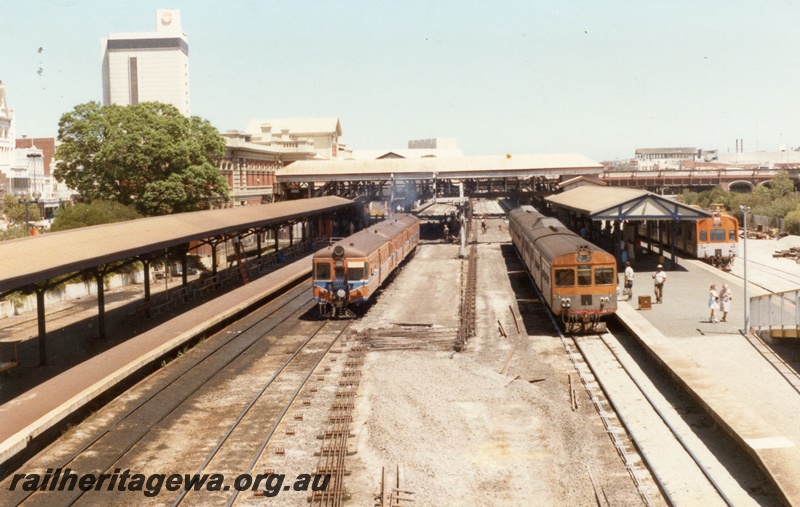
[101,9,190,116]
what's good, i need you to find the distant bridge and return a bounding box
[599,167,800,192]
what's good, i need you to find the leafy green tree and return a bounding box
[50,200,141,231]
[54,101,229,216]
[766,171,795,199]
[3,194,43,225]
[784,208,800,235]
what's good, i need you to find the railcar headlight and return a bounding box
[336,289,346,298]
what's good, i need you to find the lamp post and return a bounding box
[739,205,751,332]
[15,190,42,235]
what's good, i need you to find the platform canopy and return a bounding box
[277,153,603,182]
[0,196,354,293]
[545,186,712,221]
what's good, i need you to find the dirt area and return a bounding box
[345,227,647,506]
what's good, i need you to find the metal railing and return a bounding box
[750,289,800,338]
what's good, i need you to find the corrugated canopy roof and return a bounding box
[545,186,711,221]
[0,196,354,293]
[278,153,602,182]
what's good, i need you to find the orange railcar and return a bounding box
[312,215,420,317]
[509,206,617,333]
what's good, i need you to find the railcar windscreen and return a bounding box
[555,269,575,287]
[594,267,615,285]
[577,266,592,286]
[348,267,365,280]
[315,263,331,280]
[729,230,736,241]
[710,229,726,242]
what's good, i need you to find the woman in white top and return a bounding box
[708,284,720,323]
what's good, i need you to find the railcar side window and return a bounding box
[699,230,708,242]
[594,267,615,285]
[555,269,575,287]
[315,263,331,280]
[710,229,725,242]
[577,266,592,286]
[729,230,736,241]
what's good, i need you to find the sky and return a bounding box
[3,0,800,162]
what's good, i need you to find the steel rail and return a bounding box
[11,284,313,507]
[512,248,657,506]
[225,320,352,507]
[581,331,734,506]
[741,330,800,395]
[171,318,339,506]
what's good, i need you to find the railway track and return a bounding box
[175,318,351,506]
[742,325,800,395]
[3,282,348,506]
[518,260,780,505]
[573,329,736,506]
[720,254,800,396]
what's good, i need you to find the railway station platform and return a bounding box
[0,257,313,474]
[615,252,800,506]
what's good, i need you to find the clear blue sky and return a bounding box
[4,0,800,161]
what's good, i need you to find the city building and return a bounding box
[220,118,349,206]
[0,81,14,184]
[716,147,800,167]
[101,9,190,116]
[633,147,701,171]
[244,118,349,160]
[408,137,459,150]
[15,137,74,219]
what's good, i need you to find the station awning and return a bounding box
[278,153,603,183]
[0,196,354,293]
[545,186,712,221]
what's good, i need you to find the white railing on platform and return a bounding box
[751,289,800,338]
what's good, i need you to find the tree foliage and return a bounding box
[54,101,229,216]
[3,194,43,225]
[676,172,800,227]
[50,200,141,232]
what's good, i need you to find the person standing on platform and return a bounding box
[719,283,732,322]
[623,262,634,300]
[626,239,636,266]
[652,264,667,303]
[708,284,720,323]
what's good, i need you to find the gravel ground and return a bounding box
[345,228,648,506]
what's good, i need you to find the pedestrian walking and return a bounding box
[708,284,720,323]
[652,264,667,303]
[719,283,732,322]
[623,262,634,300]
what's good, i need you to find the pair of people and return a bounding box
[708,283,732,323]
[621,263,667,303]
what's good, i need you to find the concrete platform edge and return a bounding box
[0,265,311,468]
[614,303,800,506]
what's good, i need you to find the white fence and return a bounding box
[751,289,800,338]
